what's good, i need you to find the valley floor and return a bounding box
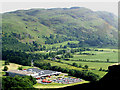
[0,61,89,89]
[1,47,118,89]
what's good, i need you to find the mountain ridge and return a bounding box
[2,7,118,51]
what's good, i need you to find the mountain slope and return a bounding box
[2,7,118,51]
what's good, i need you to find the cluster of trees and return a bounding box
[5,60,10,65]
[28,41,47,51]
[2,32,48,52]
[18,66,23,70]
[70,47,92,54]
[2,50,31,66]
[34,62,51,70]
[72,62,82,68]
[3,66,8,71]
[72,63,88,69]
[56,50,66,54]
[56,61,88,69]
[69,59,116,63]
[12,32,34,40]
[46,50,73,59]
[99,67,108,72]
[61,53,73,58]
[67,42,80,48]
[2,32,32,51]
[68,69,100,82]
[2,49,54,66]
[2,75,37,89]
[44,34,70,44]
[34,61,100,82]
[79,53,95,55]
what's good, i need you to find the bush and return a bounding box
[84,65,89,69]
[72,63,78,67]
[3,66,8,71]
[18,66,23,70]
[99,67,103,71]
[5,60,10,65]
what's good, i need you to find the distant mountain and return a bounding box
[2,7,118,51]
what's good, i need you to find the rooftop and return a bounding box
[7,68,61,77]
[6,70,34,75]
[27,68,61,76]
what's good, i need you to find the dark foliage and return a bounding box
[2,75,37,89]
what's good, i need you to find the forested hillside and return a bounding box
[2,7,118,51]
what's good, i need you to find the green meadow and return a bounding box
[60,60,113,70]
[35,47,118,78]
[45,41,79,49]
[70,49,118,62]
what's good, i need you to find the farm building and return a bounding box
[6,68,61,79]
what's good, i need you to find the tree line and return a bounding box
[34,61,100,82]
[2,50,49,66]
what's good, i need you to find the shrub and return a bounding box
[3,66,8,71]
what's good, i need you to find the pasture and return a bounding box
[60,60,113,70]
[71,50,118,62]
[32,48,118,78]
[45,41,79,49]
[0,60,34,71]
[41,60,110,77]
[41,60,83,71]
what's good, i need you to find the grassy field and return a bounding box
[33,81,89,89]
[60,60,114,77]
[41,60,83,71]
[45,41,79,49]
[60,60,113,70]
[71,50,118,62]
[33,48,118,78]
[0,60,34,72]
[41,60,111,77]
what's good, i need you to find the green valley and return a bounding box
[1,6,119,89]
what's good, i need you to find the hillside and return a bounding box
[2,7,118,51]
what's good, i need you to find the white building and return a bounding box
[6,68,61,78]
